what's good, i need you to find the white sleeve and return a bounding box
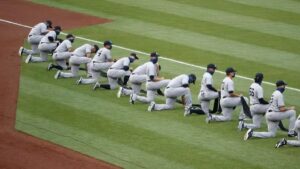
[277,94,285,107]
[206,75,212,85]
[148,64,156,77]
[227,80,234,92]
[85,45,92,54]
[123,58,130,66]
[40,24,48,34]
[66,41,72,49]
[256,86,263,99]
[182,76,189,85]
[106,50,112,60]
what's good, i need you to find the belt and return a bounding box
[222,96,227,99]
[250,103,259,106]
[268,110,273,112]
[93,61,104,63]
[28,35,32,37]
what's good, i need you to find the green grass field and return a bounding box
[16,0,300,168]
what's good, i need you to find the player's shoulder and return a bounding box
[203,72,211,78]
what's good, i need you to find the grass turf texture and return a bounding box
[16,0,300,168]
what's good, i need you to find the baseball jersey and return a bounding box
[55,39,72,53]
[268,90,284,112]
[167,74,189,88]
[221,77,234,98]
[133,62,156,77]
[249,83,264,105]
[29,22,48,36]
[200,72,213,93]
[110,57,130,70]
[72,44,92,57]
[40,31,57,43]
[92,47,111,62]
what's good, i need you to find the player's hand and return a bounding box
[289,106,295,110]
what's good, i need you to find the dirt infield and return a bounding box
[0,1,121,169]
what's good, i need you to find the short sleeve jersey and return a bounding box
[200,72,213,93]
[221,77,234,98]
[111,57,130,69]
[92,47,111,62]
[72,44,92,57]
[167,74,189,88]
[29,22,48,36]
[268,90,284,112]
[40,31,57,43]
[55,39,72,53]
[249,83,264,105]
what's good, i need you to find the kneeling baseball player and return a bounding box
[148,74,196,116]
[93,53,138,90]
[55,43,99,79]
[198,64,219,115]
[244,80,297,140]
[117,52,160,97]
[128,52,170,104]
[77,40,114,85]
[238,73,270,131]
[19,20,52,57]
[206,67,249,123]
[48,34,75,70]
[276,115,300,148]
[25,26,62,63]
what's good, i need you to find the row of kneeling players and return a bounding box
[19,20,300,148]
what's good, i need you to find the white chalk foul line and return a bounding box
[1,18,300,93]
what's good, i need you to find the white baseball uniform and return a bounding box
[198,72,219,114]
[243,83,270,129]
[80,47,113,84]
[211,77,249,121]
[132,62,170,103]
[106,57,132,90]
[153,74,192,111]
[52,39,73,69]
[59,44,92,78]
[29,31,58,62]
[22,22,48,55]
[286,116,300,146]
[252,90,296,138]
[121,62,152,96]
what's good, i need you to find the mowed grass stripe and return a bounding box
[227,0,300,15]
[33,0,300,55]
[106,0,300,41]
[173,0,300,25]
[100,19,300,72]
[16,98,196,169]
[18,75,300,169]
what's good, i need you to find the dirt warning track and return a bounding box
[0,0,121,169]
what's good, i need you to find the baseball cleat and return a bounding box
[184,106,191,117]
[117,87,123,98]
[54,70,61,79]
[238,120,245,131]
[148,101,155,112]
[275,138,287,148]
[205,113,212,123]
[288,131,298,137]
[129,93,136,104]
[18,46,24,56]
[76,77,83,85]
[93,82,100,90]
[25,54,32,63]
[244,129,253,141]
[47,63,53,71]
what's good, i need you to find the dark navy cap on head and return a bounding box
[225,67,237,74]
[150,52,159,57]
[207,64,217,69]
[276,80,287,87]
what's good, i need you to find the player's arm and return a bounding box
[258,98,269,104]
[229,91,240,97]
[279,106,295,112]
[86,52,92,58]
[206,84,217,92]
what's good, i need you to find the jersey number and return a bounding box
[249,88,254,96]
